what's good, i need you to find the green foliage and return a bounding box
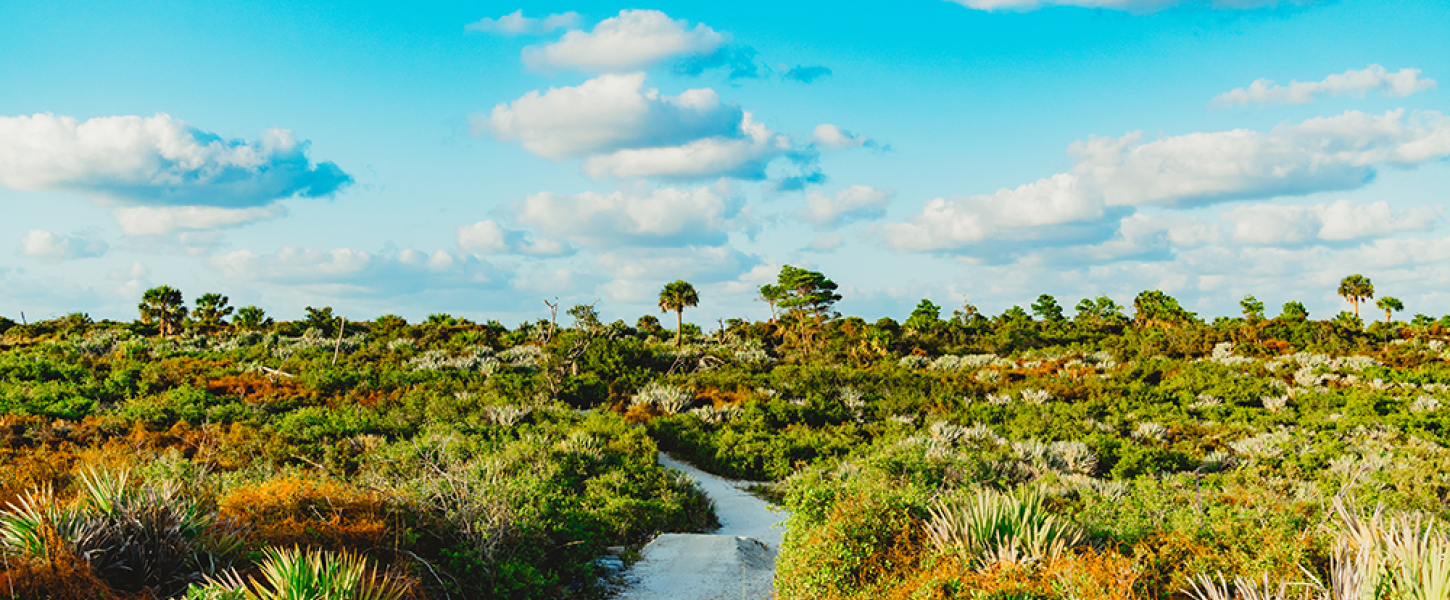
[234,306,273,331]
[1241,295,1265,321]
[905,299,942,332]
[1134,289,1196,325]
[14,281,1450,598]
[139,285,188,336]
[1031,294,1065,323]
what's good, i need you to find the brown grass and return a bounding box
[218,477,393,552]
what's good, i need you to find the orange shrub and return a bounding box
[218,477,393,551]
[206,374,317,407]
[622,402,663,424]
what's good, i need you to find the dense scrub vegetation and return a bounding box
[3,271,1450,599]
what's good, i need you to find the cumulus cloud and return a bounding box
[511,184,751,248]
[0,113,350,207]
[796,185,894,229]
[523,10,726,73]
[210,246,505,297]
[465,10,579,35]
[478,73,805,181]
[812,124,875,151]
[477,73,742,160]
[948,0,1318,12]
[784,65,832,83]
[456,220,571,256]
[1222,199,1439,246]
[880,174,1126,253]
[884,110,1450,255]
[1075,109,1450,208]
[1211,65,1437,109]
[19,230,107,262]
[581,113,795,180]
[112,205,285,236]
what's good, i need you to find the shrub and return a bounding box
[924,487,1084,570]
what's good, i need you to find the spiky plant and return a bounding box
[200,546,410,600]
[70,468,221,595]
[0,484,82,558]
[1185,572,1306,600]
[1382,514,1450,600]
[924,487,1083,570]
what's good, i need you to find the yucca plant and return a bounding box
[195,546,410,600]
[1184,572,1308,600]
[1382,514,1450,600]
[924,487,1083,570]
[0,484,82,558]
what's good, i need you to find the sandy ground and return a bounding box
[620,454,788,600]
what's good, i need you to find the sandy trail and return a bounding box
[621,453,787,600]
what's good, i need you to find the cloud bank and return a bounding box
[0,113,351,207]
[1211,65,1437,109]
[883,109,1450,254]
[510,185,751,249]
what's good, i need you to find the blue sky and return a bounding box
[2,0,1448,326]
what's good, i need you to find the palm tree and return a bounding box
[658,280,700,347]
[1338,274,1375,317]
[138,285,187,337]
[193,293,233,333]
[234,306,272,331]
[1377,296,1404,326]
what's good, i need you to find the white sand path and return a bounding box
[621,453,787,600]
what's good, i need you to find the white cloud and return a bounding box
[478,73,810,182]
[796,185,894,229]
[477,73,742,161]
[210,246,505,297]
[882,110,1450,255]
[880,174,1119,252]
[581,113,793,180]
[812,124,872,151]
[1222,199,1439,246]
[948,0,1316,12]
[465,10,579,35]
[522,10,726,73]
[1075,110,1450,208]
[456,219,571,256]
[511,184,751,249]
[112,205,285,236]
[19,229,107,262]
[0,113,350,207]
[1211,65,1437,109]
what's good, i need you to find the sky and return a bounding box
[1,0,1448,327]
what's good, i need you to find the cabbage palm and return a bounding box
[193,293,234,333]
[658,280,699,347]
[138,285,187,337]
[1339,274,1375,318]
[1378,296,1404,326]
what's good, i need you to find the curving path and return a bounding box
[622,454,788,600]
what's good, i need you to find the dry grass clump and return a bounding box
[218,478,393,552]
